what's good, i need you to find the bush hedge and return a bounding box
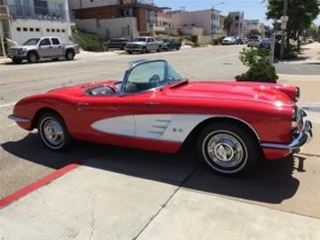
[236,48,279,83]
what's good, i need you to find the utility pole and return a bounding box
[280,0,288,59]
[211,6,214,44]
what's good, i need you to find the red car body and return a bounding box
[10,59,312,175]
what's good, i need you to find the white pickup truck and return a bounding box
[125,36,164,54]
[8,37,80,64]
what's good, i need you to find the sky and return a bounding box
[154,0,320,25]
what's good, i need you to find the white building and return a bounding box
[227,11,244,37]
[172,9,224,36]
[0,0,72,49]
[243,19,265,36]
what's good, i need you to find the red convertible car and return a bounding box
[9,59,312,176]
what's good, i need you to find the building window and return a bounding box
[46,28,50,32]
[29,28,34,32]
[17,27,21,31]
[51,29,55,32]
[57,29,60,32]
[23,28,28,32]
[61,29,65,33]
[34,0,49,15]
[36,28,40,32]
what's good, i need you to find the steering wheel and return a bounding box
[149,74,161,86]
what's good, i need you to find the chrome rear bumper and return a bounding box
[260,120,313,151]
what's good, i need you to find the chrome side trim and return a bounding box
[261,120,313,150]
[8,114,31,123]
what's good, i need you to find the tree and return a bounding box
[305,23,320,41]
[266,0,320,46]
[248,29,261,37]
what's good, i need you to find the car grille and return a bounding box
[8,49,19,55]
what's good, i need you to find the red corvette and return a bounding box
[9,59,312,176]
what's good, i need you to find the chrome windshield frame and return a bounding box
[119,59,181,96]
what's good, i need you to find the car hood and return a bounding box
[165,81,296,106]
[10,45,35,50]
[128,42,145,45]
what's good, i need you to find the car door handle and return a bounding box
[145,102,160,106]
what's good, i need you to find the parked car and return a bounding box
[9,59,312,177]
[105,38,128,50]
[222,36,236,45]
[234,37,244,45]
[163,39,181,51]
[125,37,164,54]
[259,38,272,50]
[247,35,262,47]
[306,38,314,43]
[8,37,80,64]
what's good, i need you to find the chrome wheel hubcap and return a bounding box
[42,118,64,147]
[204,132,245,169]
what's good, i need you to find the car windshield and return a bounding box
[134,38,147,42]
[123,60,183,94]
[23,38,41,46]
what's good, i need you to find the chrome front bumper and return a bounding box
[260,120,313,151]
[8,114,31,123]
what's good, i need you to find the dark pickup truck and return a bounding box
[105,38,129,50]
[163,39,182,51]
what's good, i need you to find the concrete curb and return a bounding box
[0,163,79,209]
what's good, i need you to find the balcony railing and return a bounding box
[8,4,68,22]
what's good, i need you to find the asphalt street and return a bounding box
[0,45,319,238]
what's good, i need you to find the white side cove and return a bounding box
[91,114,211,143]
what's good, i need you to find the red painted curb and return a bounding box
[0,163,79,209]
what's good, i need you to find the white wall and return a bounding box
[68,0,119,9]
[11,19,72,44]
[75,17,138,40]
[172,9,221,35]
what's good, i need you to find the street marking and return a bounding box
[0,164,79,209]
[0,102,17,108]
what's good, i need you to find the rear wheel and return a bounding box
[197,122,259,176]
[65,50,75,60]
[38,112,71,151]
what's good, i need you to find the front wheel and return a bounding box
[197,123,259,176]
[38,112,72,151]
[27,52,38,63]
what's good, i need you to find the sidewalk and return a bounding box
[278,42,320,65]
[0,56,10,64]
[0,163,319,240]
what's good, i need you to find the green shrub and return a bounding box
[274,40,300,60]
[236,48,279,83]
[212,36,225,45]
[71,27,105,52]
